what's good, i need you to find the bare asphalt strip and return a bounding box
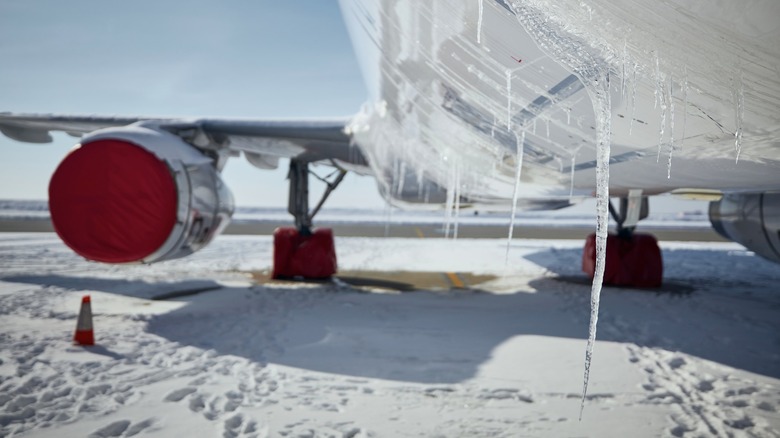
[0,219,726,242]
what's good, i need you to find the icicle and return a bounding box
[506,69,513,129]
[505,131,525,265]
[734,69,744,163]
[532,119,537,134]
[386,160,400,237]
[579,72,612,421]
[654,52,661,109]
[667,74,675,179]
[657,80,667,163]
[569,150,577,200]
[546,118,550,139]
[504,3,612,419]
[417,167,425,198]
[566,107,571,125]
[621,38,627,99]
[453,166,461,240]
[443,164,457,239]
[629,63,637,135]
[384,202,392,238]
[477,0,484,44]
[397,162,407,197]
[681,66,688,150]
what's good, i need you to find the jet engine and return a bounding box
[709,192,780,264]
[49,123,234,264]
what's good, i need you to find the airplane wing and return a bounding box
[0,113,369,171]
[0,112,379,265]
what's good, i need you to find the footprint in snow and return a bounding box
[88,418,155,438]
[696,380,714,392]
[189,393,206,413]
[164,387,197,403]
[222,413,260,438]
[88,420,130,438]
[125,418,155,437]
[668,357,686,369]
[224,390,244,412]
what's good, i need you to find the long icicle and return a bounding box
[506,69,513,129]
[477,0,484,44]
[580,71,612,421]
[657,80,667,163]
[681,66,688,150]
[629,62,637,135]
[443,164,455,239]
[569,150,577,200]
[667,73,675,179]
[505,131,525,266]
[734,69,745,163]
[453,164,461,240]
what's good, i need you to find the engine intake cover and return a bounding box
[49,125,234,264]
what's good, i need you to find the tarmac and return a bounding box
[0,218,726,242]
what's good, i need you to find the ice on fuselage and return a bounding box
[504,0,768,416]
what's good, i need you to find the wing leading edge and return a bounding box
[0,112,369,171]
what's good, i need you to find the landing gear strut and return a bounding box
[272,160,346,279]
[582,192,663,288]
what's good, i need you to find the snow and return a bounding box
[1,232,779,437]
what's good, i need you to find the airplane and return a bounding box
[1,0,779,288]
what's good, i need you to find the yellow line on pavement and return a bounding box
[445,272,465,289]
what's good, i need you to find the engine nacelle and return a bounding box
[709,193,780,264]
[49,123,234,264]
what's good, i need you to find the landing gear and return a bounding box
[272,160,346,279]
[582,191,663,288]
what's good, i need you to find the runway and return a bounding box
[0,218,726,241]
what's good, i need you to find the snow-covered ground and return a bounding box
[1,233,779,437]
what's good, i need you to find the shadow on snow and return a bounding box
[3,245,779,383]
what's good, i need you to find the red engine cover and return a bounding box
[49,139,178,263]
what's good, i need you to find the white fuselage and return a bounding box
[338,0,780,208]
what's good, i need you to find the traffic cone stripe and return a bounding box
[74,294,95,346]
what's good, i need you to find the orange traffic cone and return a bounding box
[74,295,95,346]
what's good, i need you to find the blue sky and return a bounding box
[0,1,384,208]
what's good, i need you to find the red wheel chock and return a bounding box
[272,227,337,279]
[582,233,663,288]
